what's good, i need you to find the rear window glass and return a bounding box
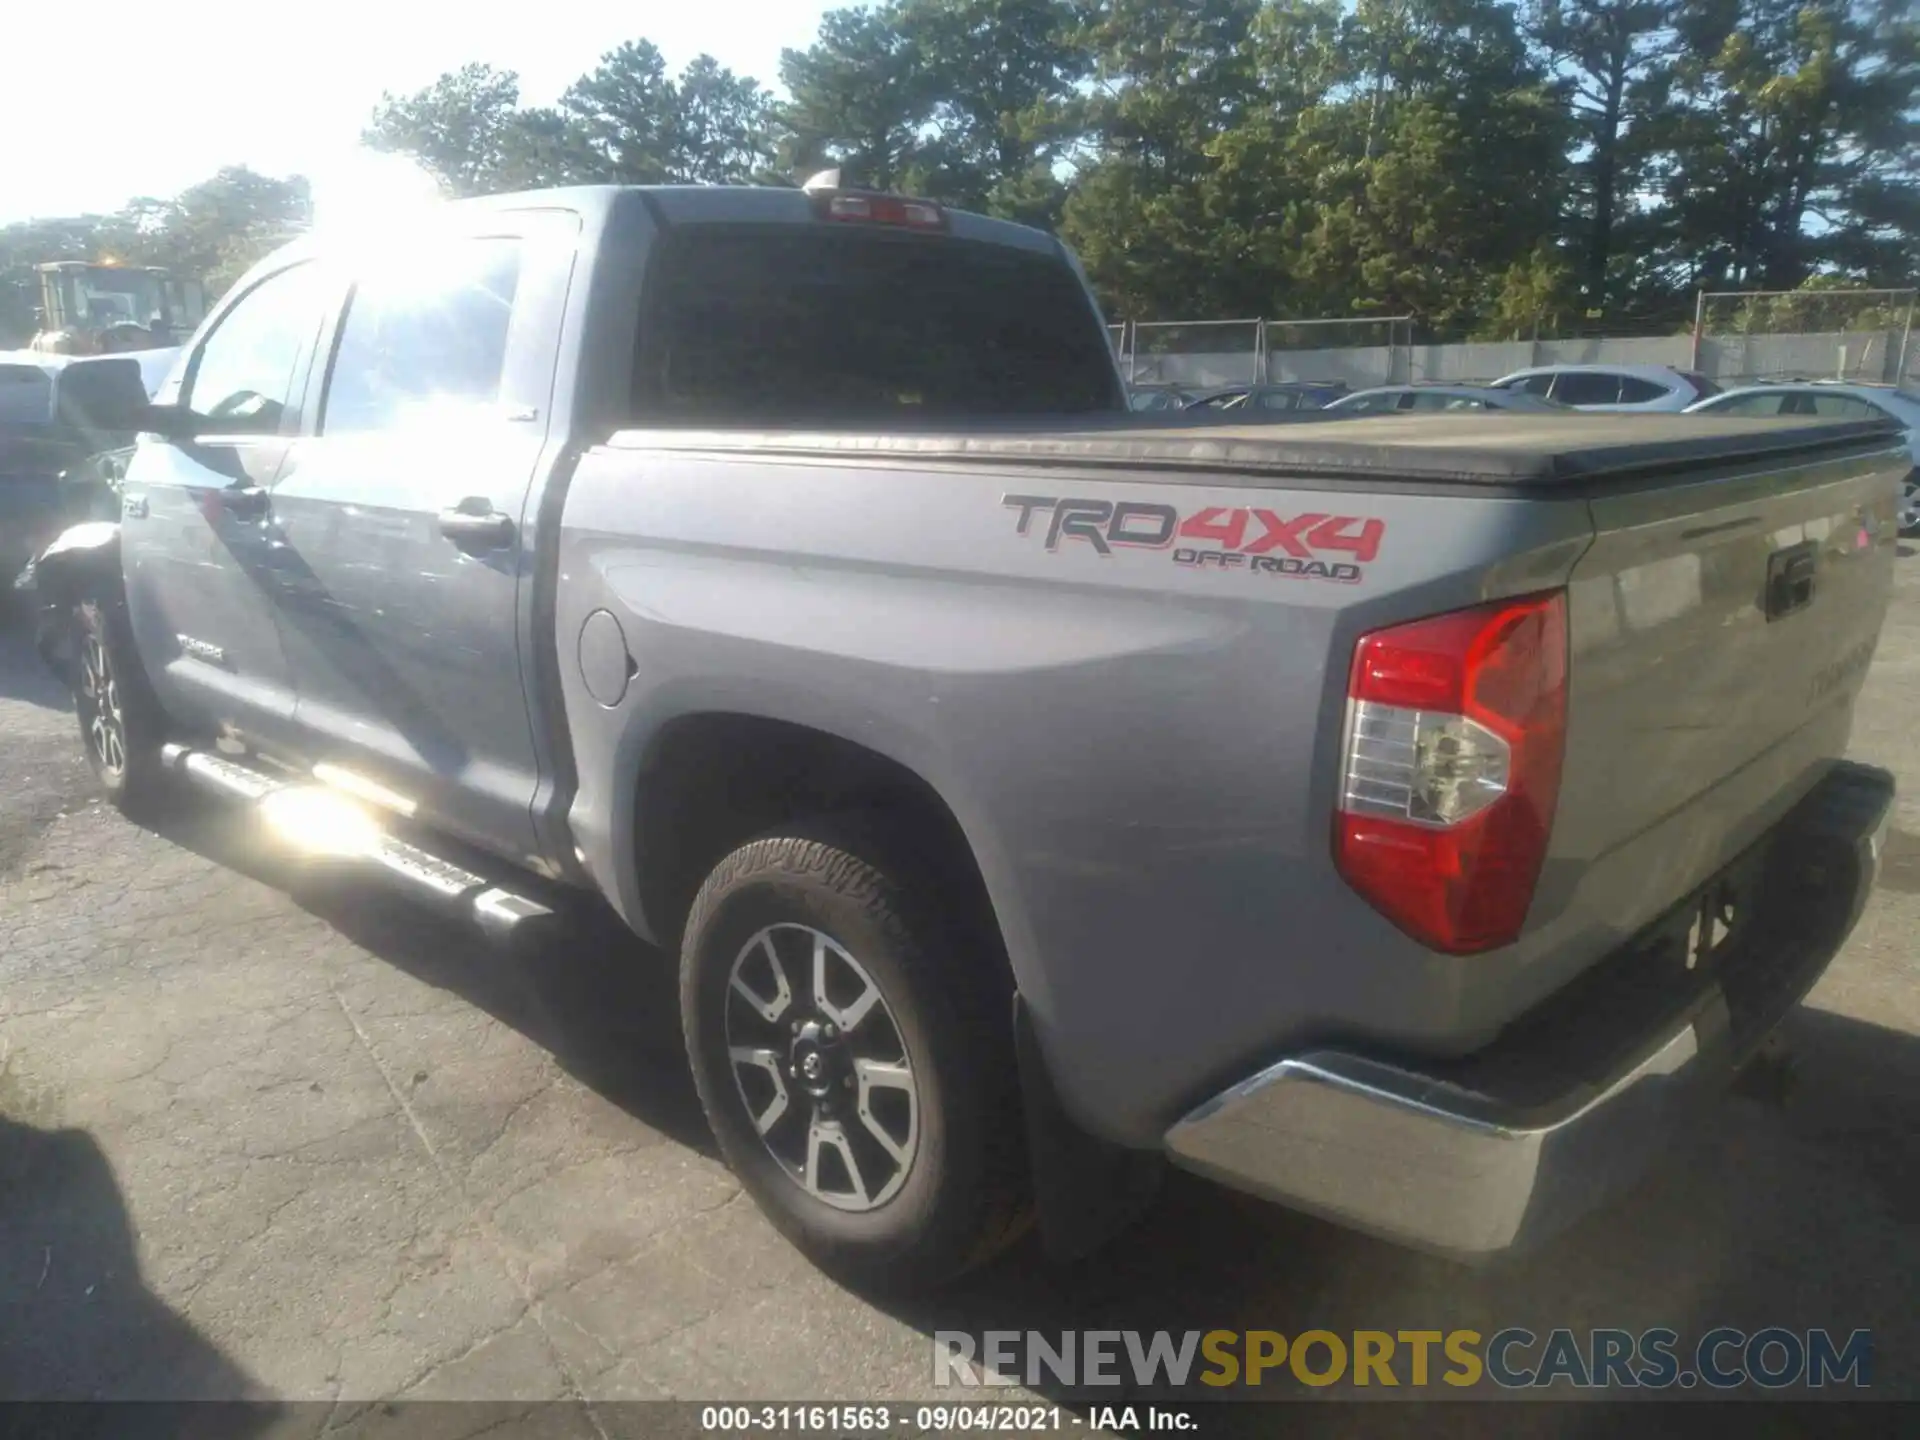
[1804,393,1880,420]
[632,226,1121,424]
[0,364,53,425]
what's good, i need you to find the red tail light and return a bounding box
[1334,591,1567,954]
[814,191,947,230]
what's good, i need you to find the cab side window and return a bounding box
[323,238,523,435]
[185,262,332,435]
[1341,392,1399,413]
[1550,372,1624,405]
[1714,393,1791,417]
[1616,375,1669,404]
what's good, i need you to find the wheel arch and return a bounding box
[627,711,1008,976]
[27,521,123,600]
[641,710,1158,1267]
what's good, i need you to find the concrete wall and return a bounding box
[1265,346,1397,387]
[1121,327,1916,391]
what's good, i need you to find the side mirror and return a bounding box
[52,357,172,438]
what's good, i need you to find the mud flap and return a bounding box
[1013,994,1163,1261]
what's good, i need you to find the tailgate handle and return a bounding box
[1765,542,1818,621]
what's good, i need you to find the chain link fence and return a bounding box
[1107,290,1918,392]
[1693,289,1916,388]
[1260,317,1414,386]
[1118,319,1263,388]
[1109,316,1414,390]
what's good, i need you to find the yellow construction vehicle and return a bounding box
[28,260,206,354]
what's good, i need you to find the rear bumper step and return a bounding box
[160,743,557,942]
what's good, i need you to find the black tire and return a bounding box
[72,596,171,813]
[680,819,1030,1292]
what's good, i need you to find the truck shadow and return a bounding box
[132,793,1920,1416]
[0,1110,272,1416]
[145,790,714,1160]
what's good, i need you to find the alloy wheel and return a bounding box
[724,923,919,1211]
[79,630,128,778]
[1901,476,1919,535]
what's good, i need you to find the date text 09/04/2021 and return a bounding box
[699,1406,1195,1434]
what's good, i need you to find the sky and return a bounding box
[2,1,840,224]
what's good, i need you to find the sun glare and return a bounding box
[258,786,384,859]
[307,149,446,237]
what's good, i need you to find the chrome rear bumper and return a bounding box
[1165,760,1895,1257]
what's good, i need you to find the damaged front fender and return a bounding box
[15,521,122,687]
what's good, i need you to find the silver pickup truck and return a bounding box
[24,185,1903,1291]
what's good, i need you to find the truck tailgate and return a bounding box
[1547,434,1898,962]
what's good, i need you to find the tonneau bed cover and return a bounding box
[609,412,1903,491]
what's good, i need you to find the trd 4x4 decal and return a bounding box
[1002,495,1383,584]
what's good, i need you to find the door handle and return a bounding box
[218,485,270,519]
[438,501,515,552]
[1765,542,1817,621]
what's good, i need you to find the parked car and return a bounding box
[1324,384,1562,414]
[1491,363,1718,412]
[1,352,155,595]
[1686,382,1920,535]
[1183,381,1349,415]
[24,184,1904,1292]
[1127,386,1195,413]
